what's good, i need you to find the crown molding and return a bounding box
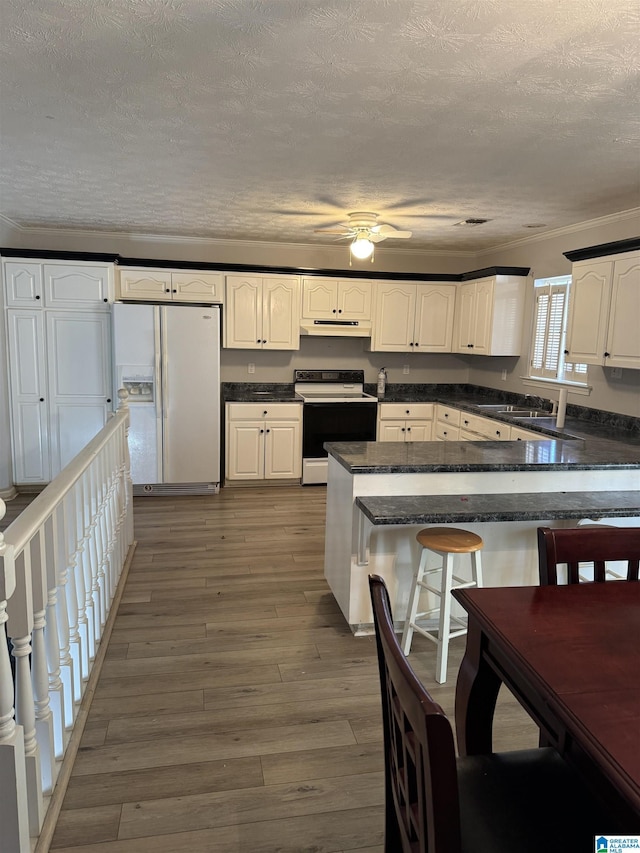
[475,207,640,256]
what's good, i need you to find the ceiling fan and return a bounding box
[314,211,412,260]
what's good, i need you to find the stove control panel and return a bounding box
[294,369,365,384]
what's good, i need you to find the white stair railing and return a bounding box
[0,390,134,853]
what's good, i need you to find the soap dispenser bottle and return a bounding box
[377,367,387,399]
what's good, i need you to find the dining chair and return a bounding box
[537,525,640,585]
[368,573,617,852]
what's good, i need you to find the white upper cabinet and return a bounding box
[4,260,113,309]
[118,267,223,303]
[371,281,456,352]
[567,251,640,369]
[453,275,527,355]
[302,278,371,321]
[224,274,300,349]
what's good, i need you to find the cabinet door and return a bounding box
[119,269,172,301]
[471,278,494,354]
[566,261,612,365]
[4,262,43,307]
[6,310,50,482]
[262,278,300,350]
[224,276,262,348]
[226,422,265,479]
[302,278,337,319]
[454,282,476,352]
[405,420,432,441]
[510,426,541,441]
[414,284,456,352]
[265,422,301,478]
[435,422,460,441]
[606,256,640,369]
[44,263,112,309]
[337,280,371,320]
[172,272,223,303]
[371,283,415,351]
[378,421,407,441]
[46,312,112,474]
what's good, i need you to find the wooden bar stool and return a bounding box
[401,526,483,683]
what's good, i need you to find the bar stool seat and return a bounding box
[401,526,483,683]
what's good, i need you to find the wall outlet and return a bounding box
[403,364,410,375]
[248,363,255,374]
[501,369,507,380]
[611,366,623,379]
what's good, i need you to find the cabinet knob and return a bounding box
[266,428,270,433]
[338,309,342,314]
[443,430,448,436]
[39,397,45,402]
[406,410,410,415]
[260,428,264,433]
[257,339,261,343]
[444,413,449,419]
[496,430,501,437]
[401,427,405,432]
[107,398,111,403]
[604,352,610,358]
[35,294,41,300]
[262,339,267,344]
[103,298,108,302]
[172,289,177,293]
[564,349,569,355]
[332,309,337,314]
[464,419,469,425]
[165,288,171,292]
[409,342,414,346]
[467,343,474,348]
[406,427,411,432]
[263,410,268,415]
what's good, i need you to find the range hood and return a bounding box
[300,319,372,337]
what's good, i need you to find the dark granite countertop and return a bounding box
[223,383,300,403]
[326,434,640,473]
[356,491,640,525]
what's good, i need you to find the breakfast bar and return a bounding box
[323,435,640,633]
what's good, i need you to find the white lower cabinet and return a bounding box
[377,403,434,441]
[6,309,112,483]
[226,403,302,480]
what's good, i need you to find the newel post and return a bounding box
[0,499,31,852]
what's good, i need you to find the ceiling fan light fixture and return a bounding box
[350,233,374,259]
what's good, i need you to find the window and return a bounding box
[530,276,587,381]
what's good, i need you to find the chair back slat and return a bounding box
[369,574,461,853]
[537,527,640,585]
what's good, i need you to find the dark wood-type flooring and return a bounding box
[4,485,537,852]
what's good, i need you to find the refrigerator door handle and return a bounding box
[155,306,164,482]
[159,306,170,481]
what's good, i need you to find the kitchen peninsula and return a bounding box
[323,416,640,634]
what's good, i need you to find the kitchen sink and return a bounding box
[476,404,547,418]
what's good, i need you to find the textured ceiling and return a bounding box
[0,0,639,252]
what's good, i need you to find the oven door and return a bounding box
[302,401,377,483]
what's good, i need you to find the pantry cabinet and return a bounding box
[224,274,300,350]
[118,267,223,303]
[370,282,456,352]
[3,258,115,484]
[453,275,527,355]
[302,277,371,321]
[226,402,302,480]
[377,403,434,441]
[566,250,640,369]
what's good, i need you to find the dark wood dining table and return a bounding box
[452,581,640,830]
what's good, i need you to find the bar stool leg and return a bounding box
[435,550,454,684]
[401,548,428,654]
[471,549,483,587]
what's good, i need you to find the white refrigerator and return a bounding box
[112,303,221,494]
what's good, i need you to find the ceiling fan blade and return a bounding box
[387,230,412,239]
[369,233,387,243]
[314,228,352,234]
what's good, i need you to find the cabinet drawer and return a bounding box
[227,402,301,421]
[379,402,434,420]
[459,412,509,440]
[436,405,461,426]
[435,422,460,441]
[510,425,542,441]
